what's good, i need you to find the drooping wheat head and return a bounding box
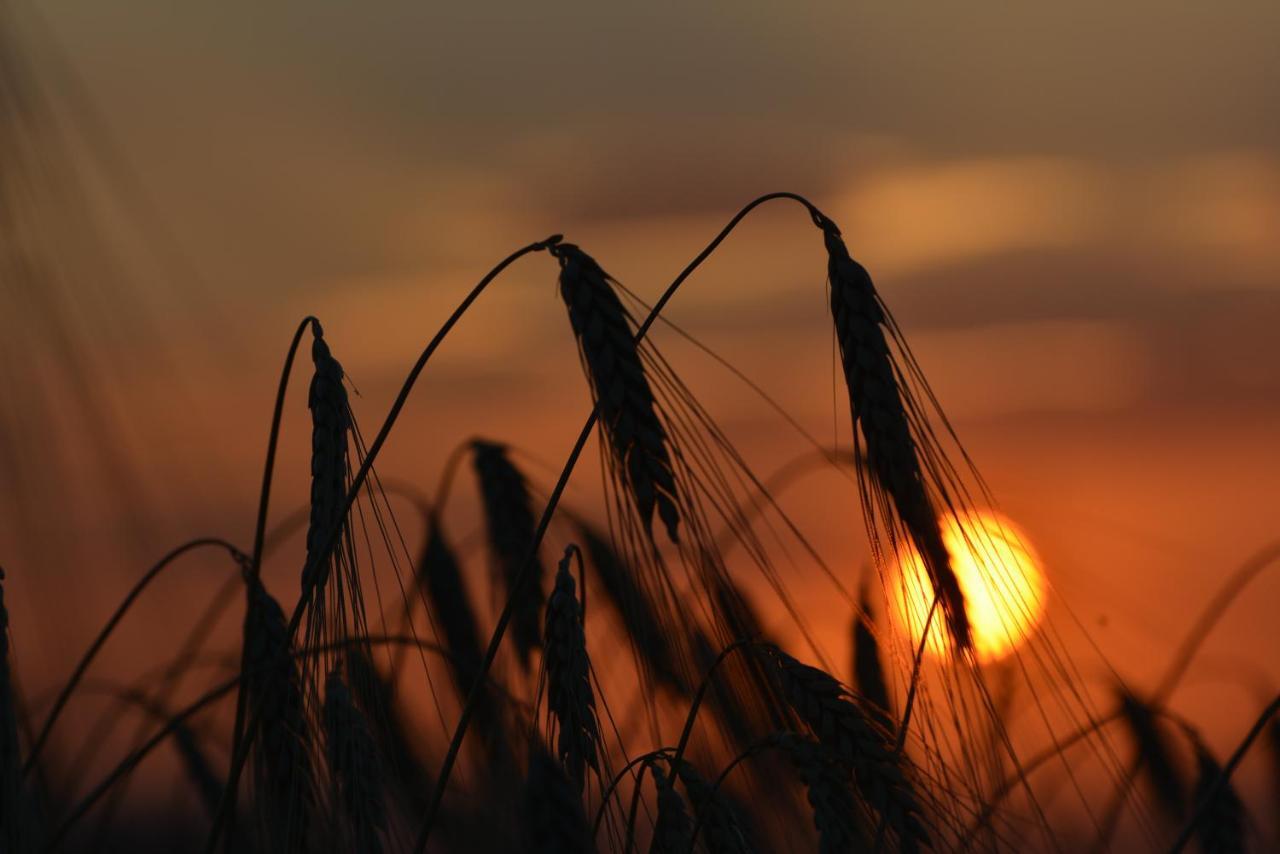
[649,763,694,854]
[554,242,681,544]
[415,512,510,761]
[762,646,930,853]
[543,545,600,792]
[775,732,865,854]
[471,439,546,669]
[672,757,753,854]
[821,220,970,651]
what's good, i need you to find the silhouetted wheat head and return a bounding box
[11,191,1274,854]
[472,439,547,670]
[821,219,970,651]
[542,545,600,792]
[554,242,681,545]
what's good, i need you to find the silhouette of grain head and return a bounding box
[649,763,694,854]
[775,732,864,854]
[576,522,687,695]
[671,758,753,854]
[553,242,681,544]
[521,741,595,854]
[761,646,929,853]
[304,320,351,595]
[323,667,387,854]
[821,221,970,651]
[345,644,435,810]
[471,439,545,669]
[415,514,513,766]
[543,546,600,792]
[1117,687,1187,822]
[1185,731,1246,854]
[243,576,315,851]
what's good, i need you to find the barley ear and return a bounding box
[554,242,681,544]
[762,646,930,853]
[649,763,694,854]
[822,222,970,650]
[544,545,600,792]
[471,439,546,668]
[776,732,864,854]
[303,320,351,595]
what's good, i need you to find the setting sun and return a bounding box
[892,510,1048,663]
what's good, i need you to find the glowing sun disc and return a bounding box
[892,510,1047,663]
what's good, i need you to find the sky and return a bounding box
[3,0,1279,839]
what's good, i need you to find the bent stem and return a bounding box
[202,234,563,853]
[411,191,831,852]
[23,536,246,776]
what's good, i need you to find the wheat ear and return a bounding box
[471,439,546,668]
[822,221,970,650]
[303,321,350,596]
[544,545,600,792]
[554,242,681,544]
[762,646,929,853]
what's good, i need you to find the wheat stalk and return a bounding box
[821,221,971,651]
[650,763,694,854]
[1183,728,1246,854]
[471,439,546,668]
[761,646,929,853]
[544,545,600,792]
[554,242,682,544]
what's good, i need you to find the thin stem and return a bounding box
[411,191,831,852]
[24,537,246,775]
[202,234,562,853]
[1167,693,1280,853]
[222,314,315,839]
[45,633,510,849]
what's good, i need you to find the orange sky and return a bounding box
[2,1,1279,842]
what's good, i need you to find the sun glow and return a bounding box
[892,510,1048,663]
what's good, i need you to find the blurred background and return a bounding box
[2,0,1278,844]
